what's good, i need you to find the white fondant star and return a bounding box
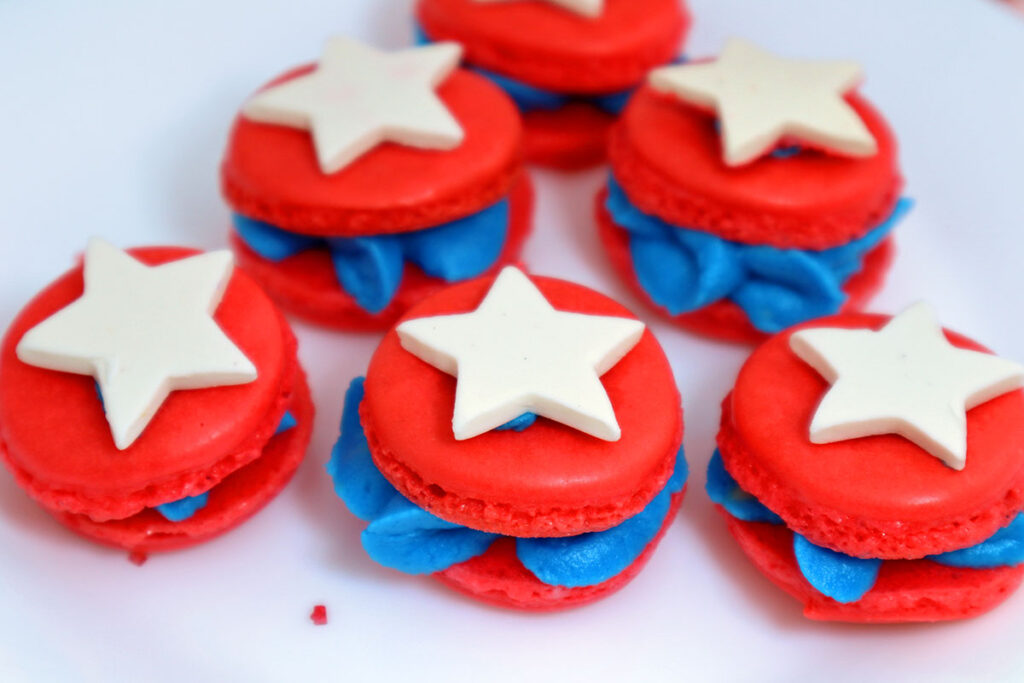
[396,267,645,441]
[790,303,1024,470]
[649,38,878,166]
[242,37,464,174]
[16,240,258,450]
[473,0,604,18]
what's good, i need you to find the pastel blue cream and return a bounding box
[233,197,510,314]
[706,450,1024,603]
[153,411,297,522]
[328,378,687,587]
[607,177,913,333]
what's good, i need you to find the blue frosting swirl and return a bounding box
[706,450,1024,603]
[328,377,688,586]
[607,176,913,333]
[153,410,297,522]
[233,197,510,314]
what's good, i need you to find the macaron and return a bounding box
[221,37,533,331]
[328,266,685,610]
[708,304,1024,622]
[415,0,690,169]
[0,241,313,553]
[598,38,911,343]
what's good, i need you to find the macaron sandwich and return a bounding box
[598,39,911,342]
[415,0,690,169]
[329,266,686,609]
[708,303,1024,621]
[0,240,312,553]
[222,37,533,330]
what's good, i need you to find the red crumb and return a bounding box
[310,605,328,626]
[128,551,148,566]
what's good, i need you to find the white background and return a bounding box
[1,1,1023,681]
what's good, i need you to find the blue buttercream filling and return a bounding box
[415,22,657,116]
[607,176,914,333]
[153,410,297,522]
[496,412,537,431]
[706,450,1024,603]
[233,197,511,315]
[328,377,688,587]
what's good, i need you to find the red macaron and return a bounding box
[709,309,1024,622]
[415,0,689,169]
[330,269,686,610]
[599,40,909,343]
[0,246,313,553]
[221,39,533,330]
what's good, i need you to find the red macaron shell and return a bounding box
[436,488,685,611]
[230,174,534,331]
[721,511,1024,623]
[222,68,523,236]
[522,104,615,170]
[719,312,1024,559]
[595,190,897,343]
[609,86,903,249]
[0,247,295,522]
[362,273,683,537]
[53,368,313,553]
[415,0,688,94]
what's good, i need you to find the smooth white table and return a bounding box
[1,1,1022,681]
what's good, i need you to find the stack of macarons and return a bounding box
[598,39,911,343]
[0,240,313,553]
[328,267,686,609]
[221,37,533,331]
[415,0,690,169]
[708,304,1024,621]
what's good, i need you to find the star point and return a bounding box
[649,38,878,166]
[16,240,258,450]
[472,0,605,19]
[396,267,645,441]
[790,302,1024,470]
[242,37,465,174]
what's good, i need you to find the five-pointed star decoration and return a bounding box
[242,37,465,175]
[789,302,1024,470]
[473,0,605,19]
[396,267,645,441]
[16,240,258,450]
[648,38,879,167]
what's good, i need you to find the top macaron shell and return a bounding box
[0,247,294,522]
[415,0,688,93]
[719,312,1024,560]
[362,273,683,537]
[221,67,523,236]
[610,85,903,249]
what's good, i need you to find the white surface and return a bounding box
[243,37,464,174]
[1,1,1023,682]
[650,38,877,166]
[16,240,256,450]
[790,302,1024,470]
[397,266,645,441]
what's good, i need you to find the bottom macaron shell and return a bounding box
[53,370,314,553]
[522,104,615,171]
[231,175,534,331]
[435,488,684,611]
[719,509,1024,623]
[596,194,895,343]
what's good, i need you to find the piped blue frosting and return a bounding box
[153,410,297,522]
[233,197,510,314]
[706,450,1024,603]
[607,176,913,333]
[327,377,687,586]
